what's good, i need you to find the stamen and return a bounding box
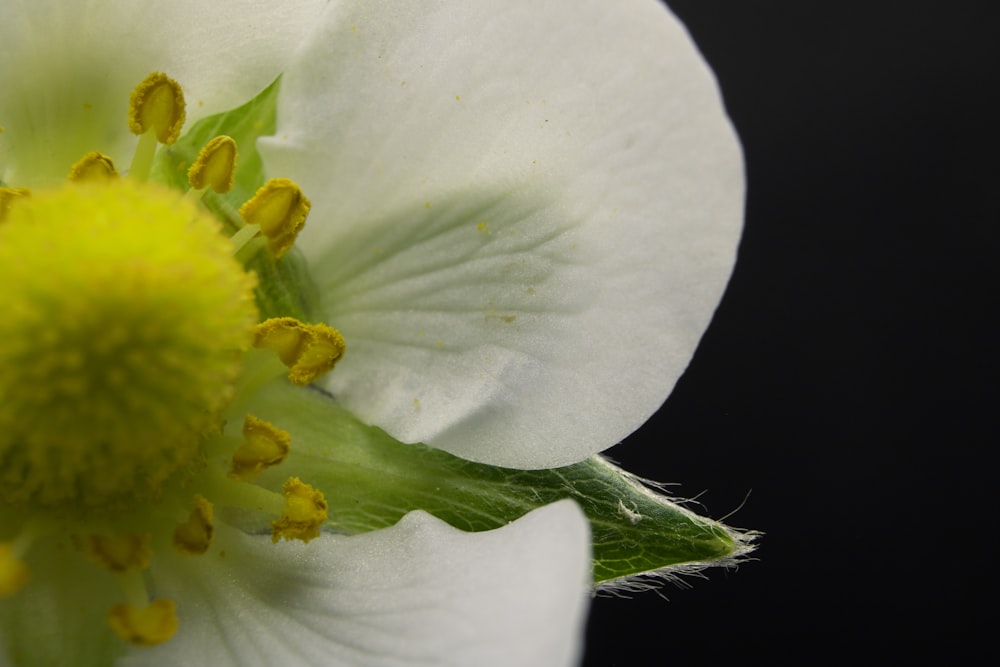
[68,152,119,183]
[128,72,186,144]
[239,178,311,257]
[128,72,186,180]
[230,415,291,482]
[0,522,52,597]
[202,469,286,515]
[271,477,328,543]
[0,544,30,597]
[108,561,177,645]
[188,136,238,194]
[172,495,215,555]
[228,222,262,258]
[108,599,179,646]
[252,317,346,385]
[0,187,30,223]
[231,347,291,403]
[78,533,152,573]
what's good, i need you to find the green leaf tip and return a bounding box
[581,457,759,592]
[243,382,759,589]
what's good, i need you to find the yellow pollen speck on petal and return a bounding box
[0,187,30,223]
[108,599,178,646]
[239,178,310,257]
[271,477,327,543]
[128,72,186,144]
[0,544,30,597]
[79,533,152,573]
[173,495,215,555]
[253,317,345,386]
[68,151,119,183]
[188,135,238,193]
[230,415,291,482]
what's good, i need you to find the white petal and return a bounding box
[261,0,744,467]
[0,0,326,185]
[0,535,125,666]
[121,500,591,667]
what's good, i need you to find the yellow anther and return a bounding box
[252,317,346,385]
[173,495,215,555]
[78,533,152,573]
[188,135,237,193]
[239,178,311,257]
[0,187,30,223]
[108,599,178,646]
[128,72,186,145]
[230,415,291,482]
[0,544,30,597]
[271,477,328,543]
[68,151,119,183]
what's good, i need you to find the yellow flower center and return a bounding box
[0,72,344,650]
[0,181,257,508]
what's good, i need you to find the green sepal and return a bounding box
[149,78,319,321]
[245,381,755,587]
[242,246,321,322]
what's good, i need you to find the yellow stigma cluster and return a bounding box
[0,182,257,508]
[0,72,344,650]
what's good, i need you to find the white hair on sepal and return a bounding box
[589,455,761,598]
[594,526,760,599]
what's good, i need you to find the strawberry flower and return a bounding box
[0,1,745,666]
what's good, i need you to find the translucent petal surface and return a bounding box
[0,0,326,185]
[261,0,744,468]
[0,536,125,667]
[121,501,590,667]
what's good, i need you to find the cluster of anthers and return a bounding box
[0,73,345,646]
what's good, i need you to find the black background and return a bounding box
[584,2,997,664]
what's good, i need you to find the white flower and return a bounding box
[0,1,742,666]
